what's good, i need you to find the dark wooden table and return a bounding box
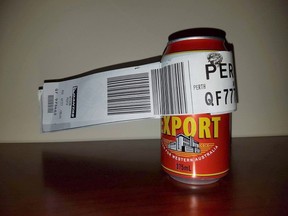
[0,136,287,215]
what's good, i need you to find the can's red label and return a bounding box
[161,114,230,179]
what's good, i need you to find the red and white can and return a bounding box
[161,28,233,185]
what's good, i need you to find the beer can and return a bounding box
[161,28,232,185]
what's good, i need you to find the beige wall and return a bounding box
[0,0,287,142]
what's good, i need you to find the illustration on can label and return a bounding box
[161,114,230,180]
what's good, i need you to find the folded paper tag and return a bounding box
[40,51,236,132]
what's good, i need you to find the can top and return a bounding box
[168,28,226,42]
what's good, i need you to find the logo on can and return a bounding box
[161,114,230,184]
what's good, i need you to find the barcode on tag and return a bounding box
[47,95,54,113]
[151,62,187,115]
[107,72,151,115]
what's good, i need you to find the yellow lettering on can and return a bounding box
[183,117,197,137]
[171,117,182,136]
[199,117,211,138]
[162,116,171,135]
[211,116,221,138]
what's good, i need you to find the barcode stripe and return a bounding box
[107,63,187,116]
[107,72,151,115]
[151,62,187,115]
[108,96,151,103]
[47,95,54,113]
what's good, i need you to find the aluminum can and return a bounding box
[161,28,232,185]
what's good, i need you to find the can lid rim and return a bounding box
[168,28,226,41]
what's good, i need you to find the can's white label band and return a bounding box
[40,51,237,132]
